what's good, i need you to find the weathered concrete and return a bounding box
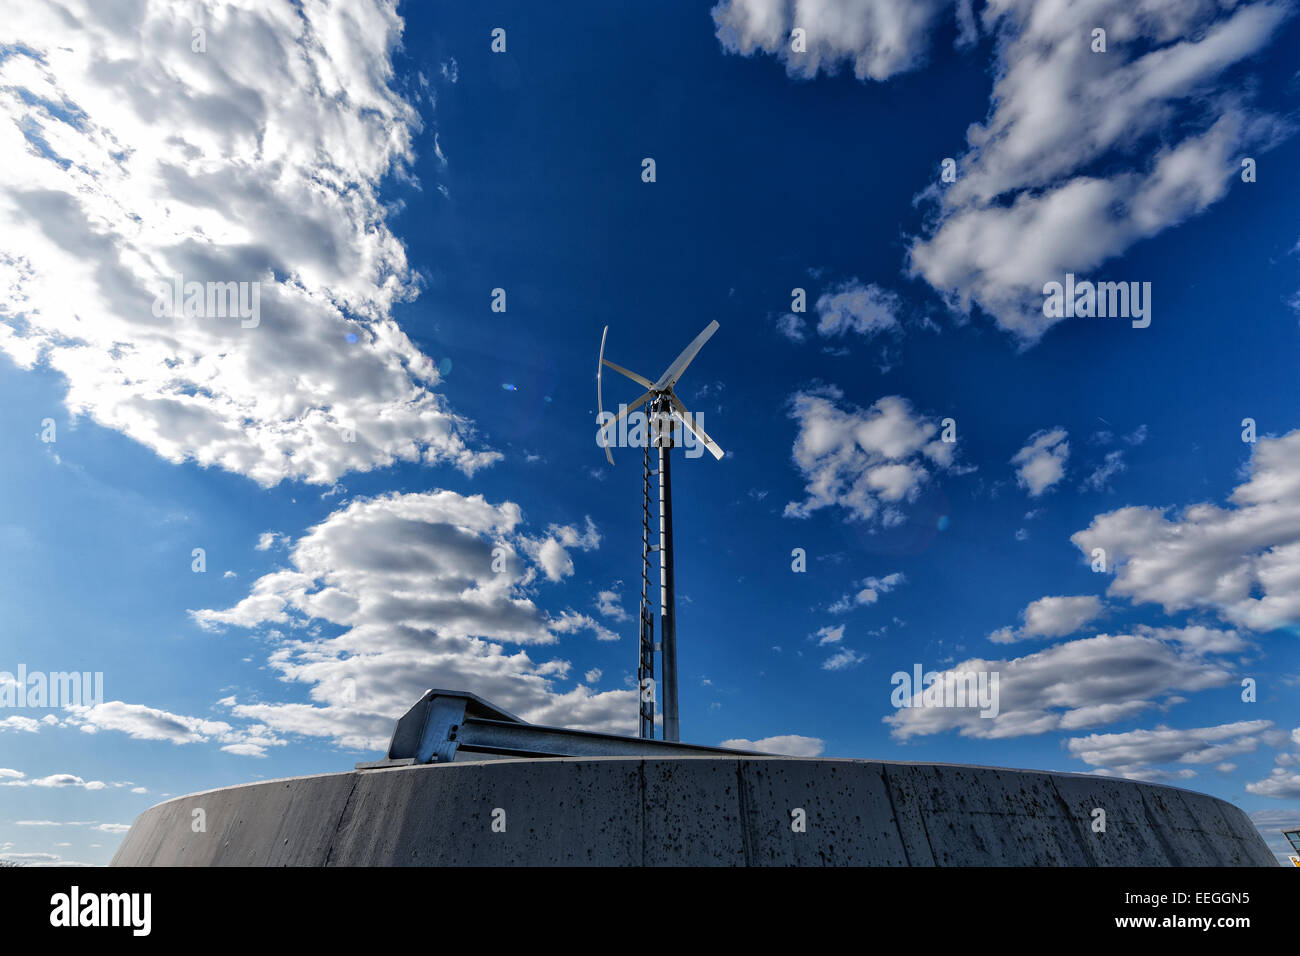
[110,757,1278,866]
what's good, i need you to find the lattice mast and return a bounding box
[637,429,656,739]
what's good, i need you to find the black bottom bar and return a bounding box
[3,865,1291,942]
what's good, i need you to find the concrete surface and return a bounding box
[110,756,1278,866]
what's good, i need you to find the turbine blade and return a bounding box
[602,358,653,389]
[668,393,724,461]
[597,326,613,464]
[653,320,719,391]
[598,388,655,456]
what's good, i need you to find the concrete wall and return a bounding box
[110,756,1278,866]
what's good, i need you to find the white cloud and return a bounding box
[192,490,636,750]
[520,518,601,583]
[907,1,1292,343]
[720,734,826,757]
[583,668,602,685]
[0,715,40,734]
[1082,450,1126,492]
[829,571,905,612]
[814,624,844,645]
[596,588,629,622]
[62,700,283,757]
[255,532,288,552]
[0,772,106,790]
[775,312,805,342]
[814,280,901,338]
[990,594,1104,644]
[1244,725,1300,798]
[220,743,271,757]
[550,611,618,644]
[1072,429,1300,632]
[1132,624,1249,656]
[1012,428,1068,497]
[822,648,866,671]
[885,630,1235,740]
[784,388,958,522]
[0,0,498,486]
[1246,768,1300,799]
[712,0,959,82]
[1067,720,1275,780]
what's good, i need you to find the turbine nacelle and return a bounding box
[596,321,724,465]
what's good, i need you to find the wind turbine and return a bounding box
[597,321,723,742]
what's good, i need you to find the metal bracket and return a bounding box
[356,689,757,769]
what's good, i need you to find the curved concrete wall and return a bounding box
[110,756,1277,866]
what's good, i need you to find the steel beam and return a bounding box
[357,689,753,769]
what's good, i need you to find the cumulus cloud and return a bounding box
[775,312,805,342]
[63,700,285,757]
[0,0,497,486]
[829,571,905,612]
[595,587,629,622]
[775,279,903,344]
[1248,768,1300,798]
[884,630,1236,740]
[712,0,961,82]
[784,388,958,522]
[1081,450,1127,492]
[813,280,901,338]
[1132,624,1249,656]
[1012,428,1068,497]
[1072,429,1300,632]
[1066,720,1275,781]
[719,734,826,757]
[192,490,636,750]
[822,647,866,671]
[907,0,1293,342]
[712,3,1293,345]
[0,715,40,734]
[1245,725,1300,798]
[814,624,845,645]
[255,532,287,552]
[519,518,601,583]
[989,594,1104,644]
[0,771,106,790]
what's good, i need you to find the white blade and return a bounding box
[653,320,719,391]
[598,388,655,458]
[668,393,723,461]
[597,326,613,464]
[602,358,653,389]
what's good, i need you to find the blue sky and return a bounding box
[1,0,1299,866]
